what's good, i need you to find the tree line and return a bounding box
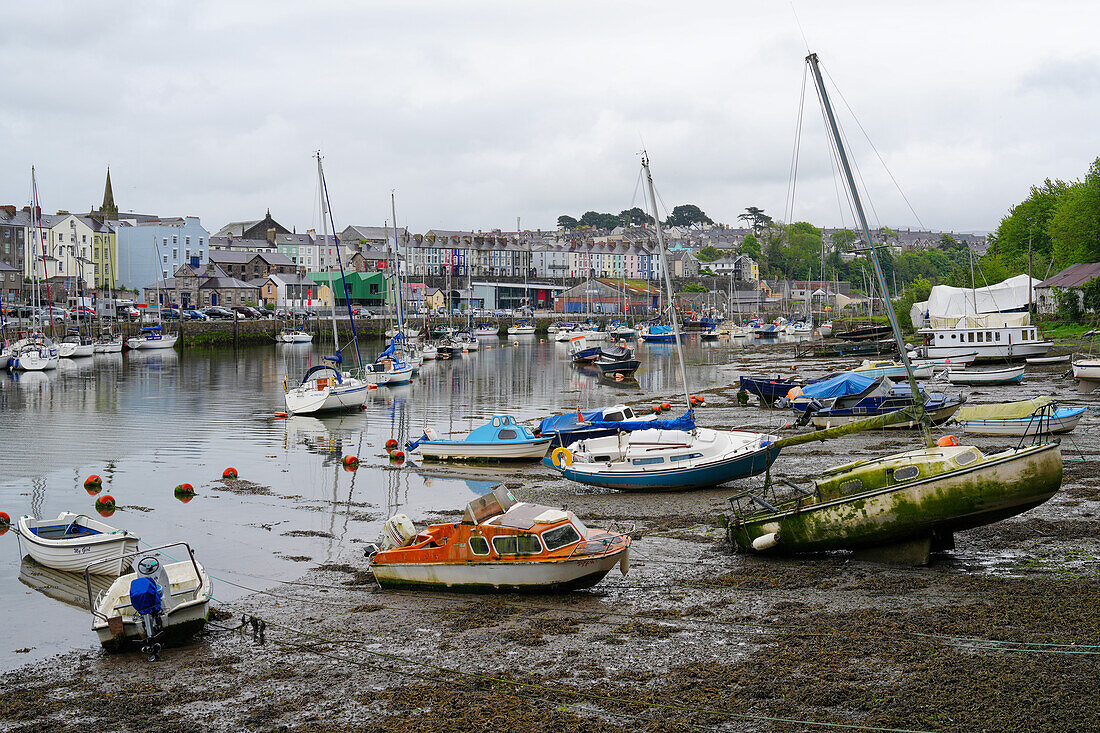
[557,204,712,231]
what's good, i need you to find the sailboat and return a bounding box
[282,153,370,415]
[364,198,415,386]
[546,155,781,492]
[725,52,1062,564]
[11,169,59,371]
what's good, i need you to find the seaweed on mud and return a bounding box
[443,599,521,632]
[282,529,335,539]
[215,479,275,496]
[349,604,384,613]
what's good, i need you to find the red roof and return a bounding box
[1037,262,1100,289]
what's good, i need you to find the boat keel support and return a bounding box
[850,530,954,566]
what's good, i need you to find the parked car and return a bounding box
[249,306,270,319]
[182,309,207,321]
[69,306,96,321]
[118,306,142,322]
[230,306,257,319]
[161,308,180,321]
[203,306,234,320]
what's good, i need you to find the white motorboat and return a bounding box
[507,322,536,335]
[10,335,59,371]
[127,326,178,350]
[283,363,368,414]
[94,332,125,353]
[610,325,637,339]
[363,356,415,386]
[852,359,934,380]
[457,334,479,352]
[473,323,499,337]
[276,330,313,343]
[947,365,1025,386]
[1073,359,1100,380]
[908,351,976,371]
[88,543,210,654]
[915,319,1052,361]
[18,512,140,576]
[817,321,833,337]
[58,333,95,358]
[420,343,438,360]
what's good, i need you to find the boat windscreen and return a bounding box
[463,485,517,525]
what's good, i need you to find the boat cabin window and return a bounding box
[955,450,978,466]
[492,534,543,555]
[670,453,703,462]
[968,333,975,342]
[892,466,919,481]
[622,407,635,419]
[541,523,582,551]
[497,429,519,440]
[632,457,665,466]
[492,417,501,427]
[839,479,862,493]
[469,536,490,555]
[977,332,984,342]
[604,411,624,422]
[996,332,1001,341]
[593,455,612,462]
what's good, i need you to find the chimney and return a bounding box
[267,227,276,244]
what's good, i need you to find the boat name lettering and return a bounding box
[72,546,91,554]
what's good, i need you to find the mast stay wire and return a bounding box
[783,62,809,228]
[821,65,927,232]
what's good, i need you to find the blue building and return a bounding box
[116,216,210,291]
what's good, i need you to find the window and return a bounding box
[632,457,665,466]
[163,255,168,264]
[541,524,582,551]
[469,536,489,555]
[839,479,862,493]
[671,453,703,462]
[59,233,64,242]
[173,235,178,244]
[955,451,978,466]
[893,466,919,481]
[977,332,983,342]
[996,332,1001,341]
[198,250,203,259]
[172,248,178,259]
[497,429,518,440]
[199,237,204,246]
[492,534,542,555]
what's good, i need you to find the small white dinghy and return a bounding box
[276,330,313,343]
[1025,354,1071,365]
[88,542,211,656]
[947,365,1025,386]
[18,512,140,576]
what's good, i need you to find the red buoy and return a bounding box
[95,495,116,517]
[222,467,238,479]
[174,484,197,502]
[84,474,102,491]
[652,404,662,413]
[385,438,399,451]
[661,402,671,411]
[391,450,406,464]
[0,511,9,537]
[343,455,359,471]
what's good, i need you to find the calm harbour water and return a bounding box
[0,333,745,670]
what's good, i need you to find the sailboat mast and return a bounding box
[641,154,693,407]
[316,152,362,369]
[806,52,929,445]
[390,192,406,337]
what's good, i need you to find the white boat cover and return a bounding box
[910,275,1040,328]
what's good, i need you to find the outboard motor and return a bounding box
[129,555,170,661]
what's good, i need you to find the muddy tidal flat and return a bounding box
[3,337,1099,732]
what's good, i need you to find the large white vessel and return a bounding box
[915,314,1051,361]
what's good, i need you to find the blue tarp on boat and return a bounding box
[796,371,878,400]
[538,409,605,436]
[588,411,695,432]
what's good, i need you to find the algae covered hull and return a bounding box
[728,441,1062,554]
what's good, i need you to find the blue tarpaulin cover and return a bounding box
[796,371,878,400]
[588,411,695,432]
[538,409,604,435]
[128,577,163,616]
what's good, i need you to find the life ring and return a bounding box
[551,447,573,468]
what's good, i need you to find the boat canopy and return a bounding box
[139,326,162,333]
[910,274,1040,327]
[797,371,878,401]
[463,485,517,524]
[302,364,342,383]
[955,396,1054,422]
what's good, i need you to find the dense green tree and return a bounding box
[830,229,857,251]
[1055,288,1083,321]
[738,206,772,234]
[618,207,654,226]
[578,211,619,230]
[557,215,578,230]
[1050,158,1100,265]
[1082,277,1100,313]
[740,232,761,259]
[664,204,713,227]
[682,282,707,293]
[695,245,723,262]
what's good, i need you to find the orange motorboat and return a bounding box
[368,486,631,591]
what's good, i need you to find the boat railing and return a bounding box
[565,525,634,560]
[728,479,815,520]
[84,542,204,622]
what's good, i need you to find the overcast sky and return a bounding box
[3,1,1098,237]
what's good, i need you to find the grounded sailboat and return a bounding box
[725,52,1063,564]
[547,155,780,492]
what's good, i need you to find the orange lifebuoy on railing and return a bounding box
[551,447,573,468]
[936,435,958,447]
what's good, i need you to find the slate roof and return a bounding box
[208,249,295,267]
[1037,262,1100,289]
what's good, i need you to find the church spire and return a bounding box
[100,167,117,219]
